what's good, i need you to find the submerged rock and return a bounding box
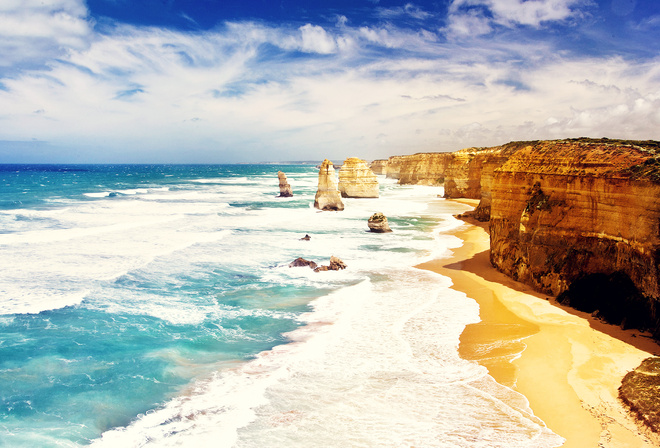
[367,212,393,233]
[314,159,344,211]
[619,357,660,433]
[277,171,293,197]
[289,257,317,269]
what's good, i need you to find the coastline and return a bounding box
[417,199,660,447]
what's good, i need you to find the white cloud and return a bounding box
[0,14,658,162]
[446,0,590,37]
[488,0,587,26]
[446,10,493,36]
[0,0,93,68]
[378,3,432,20]
[299,24,337,54]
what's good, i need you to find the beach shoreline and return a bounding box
[417,199,660,447]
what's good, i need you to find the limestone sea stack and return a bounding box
[370,159,388,175]
[338,158,379,198]
[277,171,293,197]
[367,212,392,233]
[314,159,345,211]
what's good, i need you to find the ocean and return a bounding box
[0,164,563,447]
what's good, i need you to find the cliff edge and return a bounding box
[488,138,660,335]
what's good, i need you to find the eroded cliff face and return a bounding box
[397,153,451,185]
[466,142,535,221]
[488,139,660,306]
[338,158,379,198]
[383,155,406,179]
[379,138,660,336]
[370,160,388,175]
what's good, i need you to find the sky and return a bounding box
[0,0,659,163]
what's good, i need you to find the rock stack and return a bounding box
[338,157,379,198]
[277,171,293,197]
[314,159,344,211]
[367,212,392,233]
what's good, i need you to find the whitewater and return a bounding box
[0,164,563,447]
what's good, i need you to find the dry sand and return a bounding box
[417,206,660,447]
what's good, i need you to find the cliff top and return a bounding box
[494,138,660,182]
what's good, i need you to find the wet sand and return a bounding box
[417,207,660,447]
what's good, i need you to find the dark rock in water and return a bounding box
[367,212,392,233]
[619,357,660,433]
[277,171,293,197]
[556,271,659,337]
[300,234,311,241]
[314,256,347,272]
[289,257,317,269]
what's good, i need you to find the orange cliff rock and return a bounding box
[382,138,660,336]
[338,158,379,198]
[488,139,660,302]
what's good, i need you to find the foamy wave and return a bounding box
[83,187,170,198]
[92,272,562,448]
[0,289,88,316]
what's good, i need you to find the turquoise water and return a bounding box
[0,165,318,445]
[0,164,563,447]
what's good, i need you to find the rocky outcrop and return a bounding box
[314,159,345,211]
[277,171,293,197]
[619,357,660,433]
[338,158,379,198]
[314,256,347,272]
[289,257,318,269]
[367,212,392,233]
[290,256,347,272]
[488,139,660,313]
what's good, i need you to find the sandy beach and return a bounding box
[417,202,660,447]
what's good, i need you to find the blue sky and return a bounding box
[0,0,659,163]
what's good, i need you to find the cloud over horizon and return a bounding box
[0,0,659,163]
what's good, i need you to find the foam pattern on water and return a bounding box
[0,165,563,447]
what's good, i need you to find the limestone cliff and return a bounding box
[338,158,379,198]
[456,142,534,220]
[314,159,345,211]
[488,139,660,313]
[382,138,660,336]
[397,153,451,185]
[383,155,406,179]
